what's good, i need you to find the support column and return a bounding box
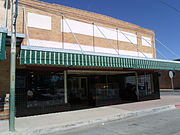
[135,72,140,101]
[64,70,68,104]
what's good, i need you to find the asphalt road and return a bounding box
[49,109,180,135]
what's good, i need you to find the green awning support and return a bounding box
[20,49,180,71]
[0,32,6,60]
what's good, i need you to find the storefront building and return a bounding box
[1,0,180,117]
[159,59,180,90]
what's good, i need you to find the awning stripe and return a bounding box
[0,33,6,60]
[20,49,180,70]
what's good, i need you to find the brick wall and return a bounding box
[0,47,10,97]
[0,0,157,96]
[159,70,180,89]
[0,0,156,58]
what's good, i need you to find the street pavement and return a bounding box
[49,108,180,135]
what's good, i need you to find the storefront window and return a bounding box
[119,75,138,102]
[27,72,64,108]
[138,73,154,97]
[95,75,120,103]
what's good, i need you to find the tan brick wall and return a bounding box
[159,71,180,89]
[0,0,155,58]
[0,47,10,97]
[0,46,21,97]
[0,0,156,58]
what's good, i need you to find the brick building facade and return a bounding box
[0,0,180,117]
[159,60,180,90]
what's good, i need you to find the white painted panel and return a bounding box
[62,19,137,44]
[28,13,52,30]
[118,31,129,43]
[119,31,137,44]
[95,26,117,40]
[63,42,93,52]
[141,53,153,58]
[93,25,104,38]
[64,42,81,50]
[119,50,138,57]
[28,39,152,58]
[29,39,62,48]
[81,45,94,52]
[142,36,152,47]
[96,26,137,44]
[62,19,93,36]
[95,46,117,54]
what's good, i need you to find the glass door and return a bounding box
[68,77,89,108]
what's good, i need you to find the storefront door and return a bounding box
[68,77,89,109]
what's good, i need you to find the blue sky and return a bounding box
[40,0,180,60]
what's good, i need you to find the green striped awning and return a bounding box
[20,49,180,71]
[0,32,6,60]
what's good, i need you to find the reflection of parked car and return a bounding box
[37,87,50,93]
[29,87,65,101]
[56,88,65,99]
[32,87,52,101]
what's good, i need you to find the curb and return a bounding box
[160,90,180,93]
[2,105,177,135]
[175,105,180,108]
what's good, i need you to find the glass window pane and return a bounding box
[27,71,64,108]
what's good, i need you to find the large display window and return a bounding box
[121,75,138,102]
[27,72,64,108]
[15,70,159,117]
[94,75,120,104]
[138,73,155,98]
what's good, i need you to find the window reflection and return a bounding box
[27,72,64,108]
[123,76,137,102]
[94,75,120,104]
[138,74,154,97]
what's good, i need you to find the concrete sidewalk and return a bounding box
[1,95,180,135]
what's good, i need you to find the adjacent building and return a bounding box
[159,59,180,90]
[0,0,180,117]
